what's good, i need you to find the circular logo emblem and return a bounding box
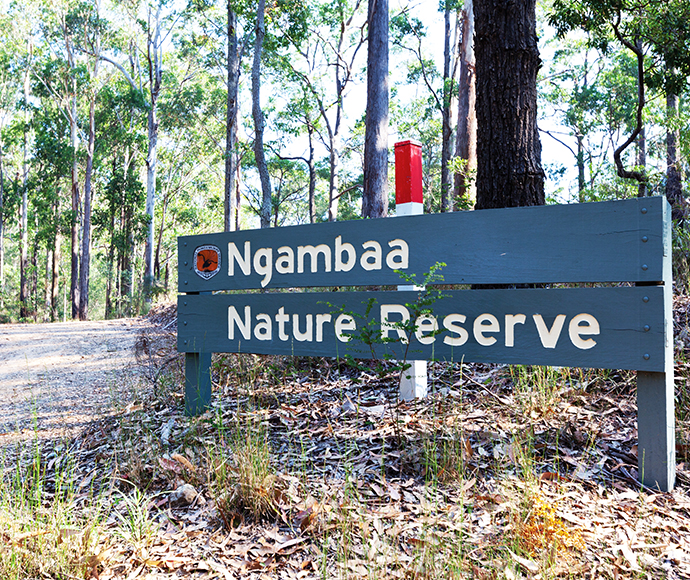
[194,245,221,279]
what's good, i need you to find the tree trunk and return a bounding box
[362,0,389,219]
[253,0,272,229]
[20,65,30,320]
[154,191,168,282]
[79,81,97,320]
[666,92,684,222]
[45,247,52,321]
[66,32,81,319]
[70,98,80,319]
[327,140,340,221]
[51,229,60,322]
[104,202,115,319]
[454,0,476,206]
[30,236,38,321]
[307,123,316,224]
[576,134,585,202]
[144,4,163,303]
[224,3,239,232]
[474,0,544,209]
[440,3,455,212]
[252,6,269,222]
[636,125,647,198]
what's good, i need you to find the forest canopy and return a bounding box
[0,0,688,323]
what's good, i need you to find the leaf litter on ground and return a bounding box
[0,300,689,579]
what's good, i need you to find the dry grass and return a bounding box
[1,301,689,578]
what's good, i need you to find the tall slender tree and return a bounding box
[19,41,33,319]
[362,0,388,219]
[454,0,476,204]
[252,0,272,228]
[78,0,103,320]
[224,3,241,231]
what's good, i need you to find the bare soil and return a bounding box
[0,318,146,444]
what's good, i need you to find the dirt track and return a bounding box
[0,318,145,444]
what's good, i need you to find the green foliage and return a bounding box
[549,0,690,95]
[328,262,447,392]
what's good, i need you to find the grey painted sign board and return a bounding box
[178,197,666,292]
[178,287,665,372]
[177,196,675,491]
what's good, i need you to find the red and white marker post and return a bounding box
[394,140,427,400]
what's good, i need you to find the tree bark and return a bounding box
[78,8,101,321]
[474,0,544,209]
[144,4,163,302]
[224,3,239,232]
[79,69,98,320]
[65,27,81,319]
[666,92,684,222]
[454,0,477,203]
[307,122,316,224]
[20,62,30,319]
[252,0,272,228]
[576,134,586,202]
[454,0,476,205]
[362,0,389,219]
[440,3,455,212]
[636,125,647,198]
[51,228,60,322]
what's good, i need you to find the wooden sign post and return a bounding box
[177,196,675,492]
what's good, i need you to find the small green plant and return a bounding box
[209,418,282,523]
[113,487,159,549]
[0,447,105,579]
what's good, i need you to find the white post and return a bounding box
[394,140,428,400]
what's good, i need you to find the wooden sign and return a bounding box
[178,197,667,292]
[178,286,665,371]
[177,195,675,491]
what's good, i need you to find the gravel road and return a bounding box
[0,318,146,444]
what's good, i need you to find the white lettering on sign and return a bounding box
[533,314,566,349]
[227,237,409,286]
[380,304,410,343]
[335,314,356,342]
[504,314,526,347]
[227,305,601,351]
[474,314,500,346]
[415,315,438,345]
[568,313,600,349]
[443,314,469,346]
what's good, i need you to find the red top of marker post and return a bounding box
[394,140,423,205]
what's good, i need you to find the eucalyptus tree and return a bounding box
[278,0,367,221]
[95,0,186,303]
[454,0,476,204]
[540,40,640,202]
[474,0,544,208]
[0,16,22,306]
[62,0,110,320]
[91,78,147,318]
[271,86,324,223]
[549,0,690,203]
[252,0,271,228]
[179,0,253,231]
[20,0,89,318]
[362,0,388,219]
[27,102,71,320]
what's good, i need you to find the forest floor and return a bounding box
[1,303,690,579]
